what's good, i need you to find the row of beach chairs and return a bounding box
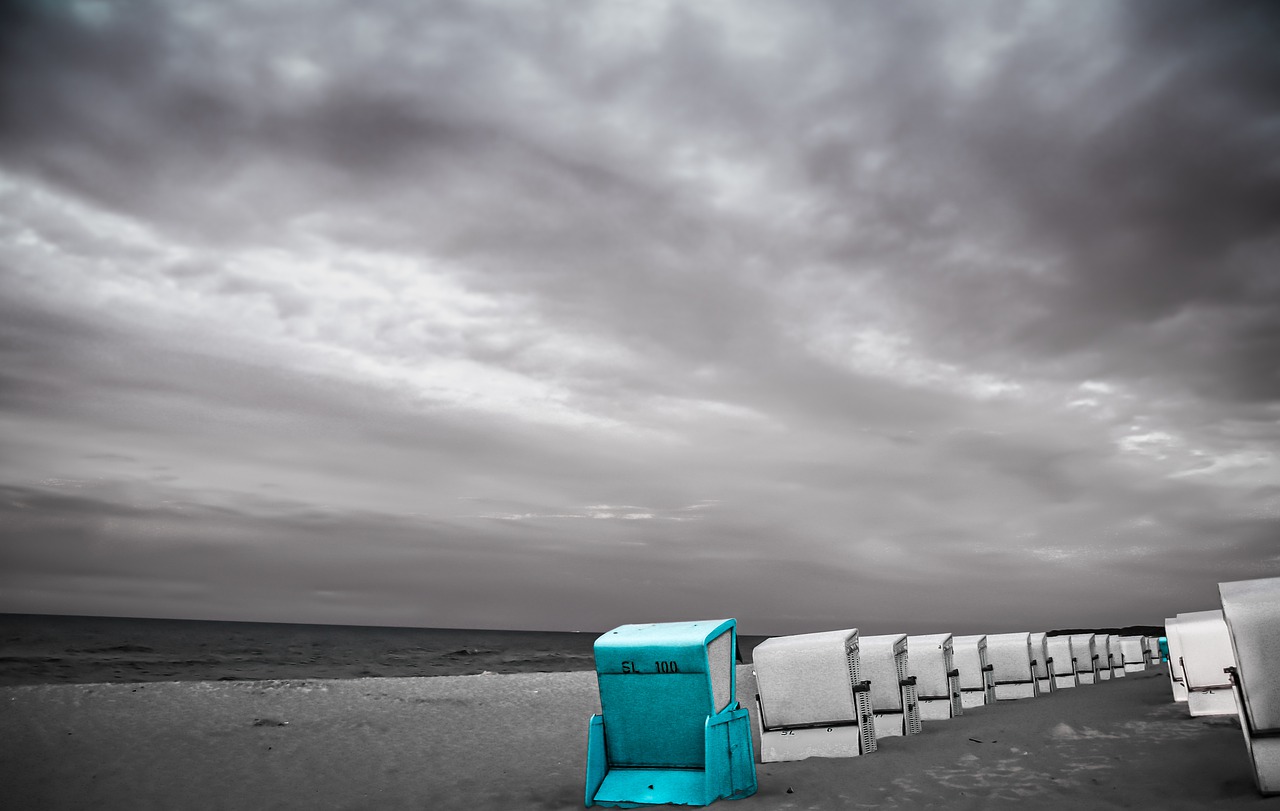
[583,574,1279,807]
[753,629,1156,761]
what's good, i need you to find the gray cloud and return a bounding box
[1,0,1278,634]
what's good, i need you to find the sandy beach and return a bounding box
[2,663,1273,810]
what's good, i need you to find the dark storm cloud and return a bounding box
[1,0,1278,632]
[887,0,1280,402]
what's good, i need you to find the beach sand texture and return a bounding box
[2,665,1270,810]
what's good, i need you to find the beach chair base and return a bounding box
[1077,672,1096,685]
[871,704,921,738]
[1052,674,1077,689]
[917,697,959,721]
[1244,736,1280,796]
[873,712,906,739]
[994,682,1036,700]
[1229,668,1280,796]
[1187,687,1237,717]
[586,709,757,807]
[1124,663,1146,673]
[959,689,986,709]
[759,723,865,762]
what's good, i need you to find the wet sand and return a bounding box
[1,664,1272,810]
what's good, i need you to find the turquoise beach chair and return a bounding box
[586,619,757,808]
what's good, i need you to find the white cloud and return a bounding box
[1080,380,1115,394]
[802,322,1024,401]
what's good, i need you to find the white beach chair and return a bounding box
[753,629,877,761]
[1220,576,1280,796]
[1106,634,1126,679]
[987,632,1039,700]
[1145,635,1162,665]
[1069,633,1100,684]
[859,634,922,738]
[907,634,963,721]
[1046,635,1077,688]
[1165,616,1189,703]
[1030,632,1055,693]
[1120,636,1147,672]
[1174,609,1237,717]
[952,635,995,708]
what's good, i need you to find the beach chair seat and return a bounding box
[752,629,877,761]
[1220,576,1280,796]
[586,619,756,807]
[907,634,962,721]
[860,634,922,738]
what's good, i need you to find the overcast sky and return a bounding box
[1,0,1278,636]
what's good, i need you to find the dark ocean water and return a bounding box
[0,614,769,686]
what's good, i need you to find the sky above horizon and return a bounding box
[2,0,1278,636]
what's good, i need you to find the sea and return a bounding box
[0,613,769,686]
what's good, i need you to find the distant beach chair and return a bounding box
[1046,635,1078,689]
[1143,635,1160,666]
[1158,635,1170,664]
[1105,634,1126,679]
[586,619,757,808]
[1069,633,1100,684]
[1220,576,1280,796]
[752,629,877,761]
[1030,632,1056,693]
[860,634,923,738]
[907,634,963,720]
[1174,609,1237,717]
[1165,617,1189,703]
[1120,636,1147,672]
[987,632,1040,700]
[953,635,995,708]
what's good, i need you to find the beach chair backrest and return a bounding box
[754,629,863,728]
[1069,633,1098,675]
[1176,609,1235,691]
[1046,635,1071,668]
[1030,632,1051,678]
[860,634,907,711]
[989,632,1033,682]
[907,633,955,697]
[953,635,987,691]
[1220,577,1280,733]
[594,619,736,769]
[1120,636,1145,664]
